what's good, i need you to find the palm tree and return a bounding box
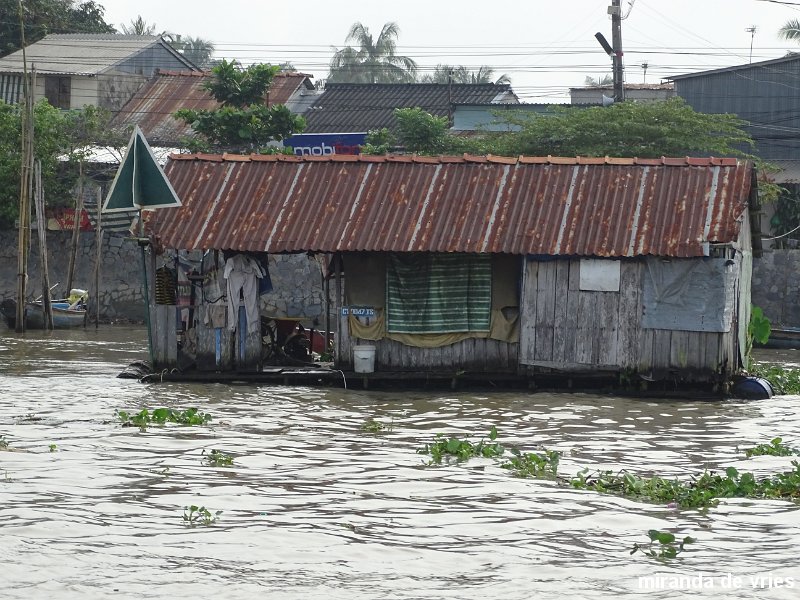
[119,15,158,35]
[780,19,800,41]
[172,36,215,68]
[328,22,417,84]
[420,64,510,84]
[584,74,614,86]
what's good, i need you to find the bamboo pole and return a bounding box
[93,188,103,328]
[66,162,84,294]
[15,1,31,332]
[33,160,53,330]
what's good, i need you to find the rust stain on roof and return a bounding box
[151,154,753,257]
[113,71,313,146]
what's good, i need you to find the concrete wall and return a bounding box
[751,249,800,328]
[0,230,328,325]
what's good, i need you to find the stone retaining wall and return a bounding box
[0,230,328,324]
[751,249,800,328]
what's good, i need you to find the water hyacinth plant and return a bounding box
[116,408,212,430]
[182,505,221,526]
[202,449,234,467]
[631,530,696,560]
[744,437,798,457]
[417,426,504,463]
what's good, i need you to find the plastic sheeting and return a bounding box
[643,257,737,332]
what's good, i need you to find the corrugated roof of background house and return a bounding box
[0,34,195,75]
[302,83,519,133]
[112,70,315,146]
[149,154,753,258]
[669,52,800,80]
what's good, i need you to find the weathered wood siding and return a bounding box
[194,305,260,372]
[519,258,740,377]
[151,305,177,369]
[338,334,519,373]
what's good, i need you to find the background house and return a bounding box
[0,34,200,112]
[112,70,318,148]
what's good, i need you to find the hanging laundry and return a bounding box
[223,254,265,335]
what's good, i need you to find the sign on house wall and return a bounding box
[284,132,366,156]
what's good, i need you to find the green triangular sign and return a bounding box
[102,125,182,213]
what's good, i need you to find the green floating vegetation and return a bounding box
[361,418,393,433]
[202,449,234,467]
[501,448,561,478]
[182,505,221,526]
[749,364,800,395]
[631,529,696,560]
[0,436,8,450]
[116,407,212,430]
[744,437,798,457]
[48,444,57,453]
[418,428,800,509]
[417,426,504,463]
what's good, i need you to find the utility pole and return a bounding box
[610,0,625,102]
[746,25,757,63]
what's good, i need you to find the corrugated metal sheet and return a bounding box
[303,83,519,133]
[0,34,193,76]
[151,154,754,258]
[113,71,314,146]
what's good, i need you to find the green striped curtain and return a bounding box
[386,253,492,334]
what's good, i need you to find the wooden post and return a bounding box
[66,162,84,294]
[33,160,53,329]
[324,256,331,355]
[93,188,103,327]
[334,253,342,365]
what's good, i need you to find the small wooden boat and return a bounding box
[1,296,87,330]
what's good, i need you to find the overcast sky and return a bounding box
[99,0,800,101]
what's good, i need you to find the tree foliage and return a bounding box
[0,101,125,228]
[779,19,800,42]
[420,65,511,85]
[171,36,215,68]
[487,98,754,158]
[174,59,305,153]
[118,14,159,35]
[328,22,417,84]
[0,0,114,57]
[584,74,614,86]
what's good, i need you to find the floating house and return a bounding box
[146,153,758,387]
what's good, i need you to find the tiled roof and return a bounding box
[302,83,519,133]
[112,71,315,146]
[0,34,194,75]
[149,154,754,258]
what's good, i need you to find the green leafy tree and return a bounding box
[328,22,417,84]
[0,100,124,228]
[394,107,449,153]
[0,0,114,57]
[487,98,754,158]
[420,65,510,85]
[175,59,305,153]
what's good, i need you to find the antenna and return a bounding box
[641,62,648,83]
[746,25,757,63]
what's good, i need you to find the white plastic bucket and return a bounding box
[353,345,376,373]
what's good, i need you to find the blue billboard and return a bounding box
[284,132,367,156]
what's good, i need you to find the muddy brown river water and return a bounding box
[1,326,799,599]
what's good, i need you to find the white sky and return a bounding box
[99,0,800,102]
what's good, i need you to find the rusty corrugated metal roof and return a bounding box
[112,71,314,146]
[150,154,754,257]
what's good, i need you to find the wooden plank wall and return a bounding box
[339,335,519,372]
[520,259,739,378]
[151,305,177,369]
[194,305,259,372]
